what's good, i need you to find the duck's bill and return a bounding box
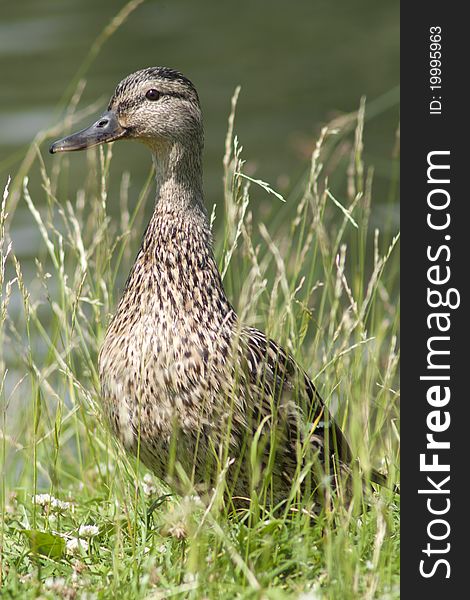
[49,110,127,154]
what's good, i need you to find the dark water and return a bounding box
[1,0,399,253]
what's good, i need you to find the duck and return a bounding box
[50,67,383,508]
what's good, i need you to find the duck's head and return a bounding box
[50,67,202,155]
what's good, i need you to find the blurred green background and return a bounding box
[1,0,399,246]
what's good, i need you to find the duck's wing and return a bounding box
[238,326,352,469]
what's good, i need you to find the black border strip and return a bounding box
[401,4,467,596]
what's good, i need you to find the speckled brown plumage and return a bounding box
[51,67,354,507]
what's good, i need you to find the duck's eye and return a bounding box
[145,89,161,101]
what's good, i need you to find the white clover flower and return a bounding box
[32,493,52,506]
[32,494,72,512]
[142,473,157,496]
[66,537,89,555]
[51,498,71,511]
[78,525,99,538]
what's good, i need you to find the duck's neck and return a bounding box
[124,138,234,326]
[151,139,205,216]
[137,138,213,262]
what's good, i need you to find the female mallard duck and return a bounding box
[50,67,377,507]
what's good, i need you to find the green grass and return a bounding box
[0,77,399,600]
